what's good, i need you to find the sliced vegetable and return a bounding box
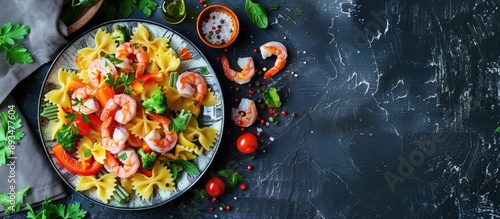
[130,72,164,93]
[95,84,115,108]
[179,47,192,60]
[52,144,103,176]
[169,72,179,88]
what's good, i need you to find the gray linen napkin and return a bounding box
[0,97,67,215]
[0,0,69,215]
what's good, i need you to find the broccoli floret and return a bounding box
[142,89,167,114]
[112,25,130,45]
[137,148,157,170]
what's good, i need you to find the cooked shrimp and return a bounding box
[100,94,137,125]
[88,58,118,88]
[176,72,208,108]
[115,57,135,73]
[104,149,139,178]
[101,120,129,154]
[221,55,255,84]
[127,134,143,148]
[71,87,100,114]
[115,42,149,77]
[231,98,258,127]
[260,41,288,79]
[144,114,178,154]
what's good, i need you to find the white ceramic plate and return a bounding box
[38,19,224,210]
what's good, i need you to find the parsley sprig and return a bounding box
[27,197,87,219]
[0,23,33,65]
[100,0,158,19]
[105,73,135,95]
[169,109,192,133]
[0,109,25,166]
[56,112,89,150]
[0,186,29,214]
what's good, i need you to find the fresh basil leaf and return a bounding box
[176,159,200,175]
[245,0,269,29]
[263,87,282,108]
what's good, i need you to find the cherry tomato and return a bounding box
[74,113,90,136]
[225,205,232,211]
[206,177,226,197]
[236,133,258,154]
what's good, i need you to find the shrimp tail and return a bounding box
[221,55,236,80]
[264,66,283,79]
[136,63,146,78]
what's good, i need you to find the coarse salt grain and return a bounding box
[201,11,234,45]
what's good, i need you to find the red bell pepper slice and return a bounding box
[130,72,165,93]
[52,144,103,176]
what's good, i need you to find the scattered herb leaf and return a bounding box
[105,73,135,95]
[0,23,33,65]
[263,87,282,108]
[117,153,128,161]
[217,169,243,190]
[27,197,87,219]
[0,110,25,166]
[199,66,209,75]
[166,158,200,180]
[0,186,30,214]
[245,0,269,29]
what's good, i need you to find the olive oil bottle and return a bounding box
[161,0,186,24]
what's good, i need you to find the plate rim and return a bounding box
[37,18,225,210]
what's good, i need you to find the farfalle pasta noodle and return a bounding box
[76,173,117,204]
[44,69,81,108]
[163,144,197,161]
[125,107,160,138]
[43,23,221,204]
[177,119,218,155]
[75,28,117,70]
[131,161,175,200]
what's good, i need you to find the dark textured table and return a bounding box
[8,0,500,218]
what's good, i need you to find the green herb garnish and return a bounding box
[217,169,243,190]
[263,87,282,108]
[245,0,269,29]
[0,23,32,65]
[0,186,30,214]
